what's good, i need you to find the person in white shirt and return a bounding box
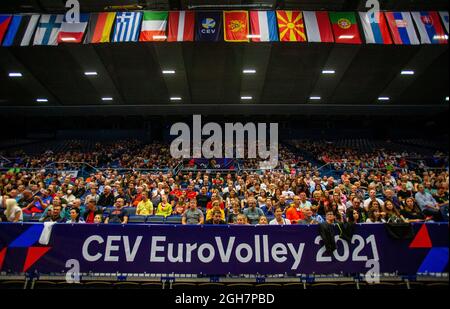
[363,189,385,211]
[5,199,23,222]
[269,207,291,225]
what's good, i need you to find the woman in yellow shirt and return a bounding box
[136,192,153,215]
[156,195,172,217]
[206,201,225,221]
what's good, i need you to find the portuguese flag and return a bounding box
[329,12,362,44]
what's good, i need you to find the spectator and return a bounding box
[93,214,103,224]
[206,201,225,221]
[243,197,264,224]
[285,197,305,224]
[366,209,385,223]
[401,198,426,222]
[383,200,405,223]
[66,208,85,224]
[205,210,226,225]
[298,206,318,225]
[136,191,153,216]
[62,199,85,221]
[42,205,65,223]
[269,207,291,225]
[415,184,443,221]
[83,200,103,224]
[182,199,204,225]
[155,195,172,217]
[257,216,269,225]
[235,213,248,225]
[105,198,128,224]
[346,197,367,223]
[4,199,23,222]
[363,189,385,211]
[97,186,115,207]
[227,200,241,224]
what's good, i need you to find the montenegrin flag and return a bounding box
[276,10,306,42]
[223,11,249,42]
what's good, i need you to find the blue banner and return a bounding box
[196,11,222,42]
[0,223,448,275]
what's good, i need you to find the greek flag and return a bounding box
[112,12,142,42]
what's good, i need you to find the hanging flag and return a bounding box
[0,15,12,45]
[303,11,334,43]
[385,12,420,45]
[33,14,63,46]
[329,12,362,44]
[196,11,222,42]
[223,11,249,42]
[84,12,115,43]
[168,11,194,42]
[113,12,142,42]
[249,11,278,42]
[276,10,306,42]
[3,14,40,46]
[439,11,449,33]
[411,11,448,44]
[57,13,89,43]
[140,11,168,41]
[359,11,392,44]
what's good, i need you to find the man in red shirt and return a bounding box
[285,195,305,224]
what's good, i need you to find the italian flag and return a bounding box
[168,11,194,42]
[139,11,168,41]
[329,12,362,44]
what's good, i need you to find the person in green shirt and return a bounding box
[155,195,172,217]
[136,191,153,216]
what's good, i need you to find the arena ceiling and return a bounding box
[0,0,448,116]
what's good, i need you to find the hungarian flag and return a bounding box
[2,14,40,46]
[140,11,168,41]
[411,11,447,44]
[329,12,362,44]
[84,12,116,43]
[249,11,278,42]
[303,11,334,42]
[57,13,89,43]
[276,10,306,42]
[223,11,249,42]
[359,11,392,44]
[168,11,194,42]
[385,12,420,45]
[0,15,12,44]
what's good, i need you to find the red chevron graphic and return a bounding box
[409,224,432,248]
[0,247,7,270]
[23,247,51,272]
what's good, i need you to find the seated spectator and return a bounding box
[84,188,100,204]
[235,213,249,225]
[401,198,426,222]
[363,189,385,211]
[260,198,274,216]
[298,192,312,208]
[269,207,291,225]
[243,197,264,224]
[173,199,187,216]
[93,214,103,224]
[4,199,23,222]
[275,195,289,212]
[346,197,367,223]
[415,184,443,221]
[62,199,85,221]
[63,189,76,204]
[66,208,85,224]
[298,206,318,225]
[97,185,115,207]
[433,185,449,221]
[205,210,226,225]
[310,205,324,224]
[42,205,65,223]
[366,209,385,223]
[206,193,225,210]
[348,209,363,224]
[227,200,241,224]
[383,200,405,223]
[83,200,104,224]
[182,199,204,225]
[21,190,46,214]
[285,198,305,224]
[196,186,211,212]
[136,191,153,216]
[104,198,128,224]
[206,201,225,221]
[155,195,172,217]
[257,216,268,225]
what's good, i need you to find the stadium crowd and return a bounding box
[0,139,448,225]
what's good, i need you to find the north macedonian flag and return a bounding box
[276,10,306,42]
[223,11,249,42]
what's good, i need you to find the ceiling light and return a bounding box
[322,70,335,74]
[36,98,48,102]
[102,97,113,101]
[243,69,256,74]
[241,96,253,100]
[84,71,98,76]
[170,97,182,101]
[446,96,449,101]
[401,70,415,75]
[162,70,176,74]
[8,72,22,77]
[378,96,390,101]
[310,96,321,100]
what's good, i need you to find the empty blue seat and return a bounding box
[125,207,136,216]
[164,216,182,224]
[146,215,165,224]
[128,215,146,223]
